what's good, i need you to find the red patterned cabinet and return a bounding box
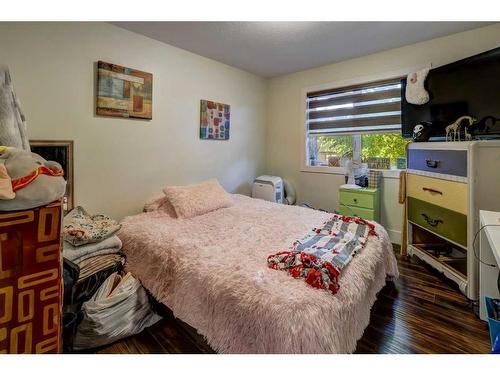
[0,200,62,354]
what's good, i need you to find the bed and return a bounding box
[119,194,398,353]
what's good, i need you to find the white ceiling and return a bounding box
[113,22,491,77]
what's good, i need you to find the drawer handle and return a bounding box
[422,187,443,195]
[421,213,443,227]
[425,159,441,168]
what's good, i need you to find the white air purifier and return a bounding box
[252,175,284,203]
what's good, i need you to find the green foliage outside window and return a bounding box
[361,133,411,162]
[315,133,411,166]
[316,135,353,160]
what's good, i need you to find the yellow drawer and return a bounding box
[407,173,468,215]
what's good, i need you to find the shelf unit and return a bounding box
[406,141,500,300]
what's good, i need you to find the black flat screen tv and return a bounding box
[401,46,500,139]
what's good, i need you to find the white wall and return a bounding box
[1,22,499,240]
[266,23,500,243]
[0,22,267,219]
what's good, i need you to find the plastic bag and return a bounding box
[73,272,161,350]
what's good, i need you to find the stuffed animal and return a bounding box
[405,68,430,105]
[0,146,66,211]
[0,67,30,151]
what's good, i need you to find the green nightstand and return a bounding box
[338,187,380,222]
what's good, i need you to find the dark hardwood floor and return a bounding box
[96,249,491,354]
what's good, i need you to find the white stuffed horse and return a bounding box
[405,68,430,105]
[445,116,476,142]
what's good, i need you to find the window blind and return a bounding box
[306,78,402,135]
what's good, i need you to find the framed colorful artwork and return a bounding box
[96,61,152,120]
[200,100,230,140]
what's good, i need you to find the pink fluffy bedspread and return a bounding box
[119,194,398,353]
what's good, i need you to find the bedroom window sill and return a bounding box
[300,165,402,179]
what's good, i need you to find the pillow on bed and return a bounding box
[163,179,233,219]
[143,195,177,217]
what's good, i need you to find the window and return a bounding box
[306,78,411,169]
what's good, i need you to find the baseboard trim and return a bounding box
[387,229,401,245]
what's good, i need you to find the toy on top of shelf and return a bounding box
[405,68,430,105]
[468,116,500,136]
[412,121,432,142]
[445,115,476,142]
[0,146,66,211]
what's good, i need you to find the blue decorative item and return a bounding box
[485,297,500,353]
[396,157,407,169]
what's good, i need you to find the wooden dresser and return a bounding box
[339,187,380,222]
[0,200,63,354]
[406,141,500,300]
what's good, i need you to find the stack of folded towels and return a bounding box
[63,206,125,282]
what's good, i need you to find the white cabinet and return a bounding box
[479,210,500,321]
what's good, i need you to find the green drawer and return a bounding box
[339,205,375,221]
[339,188,377,209]
[408,196,467,247]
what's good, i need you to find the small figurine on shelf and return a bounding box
[464,124,473,141]
[469,115,500,134]
[445,115,476,142]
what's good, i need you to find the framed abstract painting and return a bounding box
[96,61,152,120]
[200,100,230,140]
